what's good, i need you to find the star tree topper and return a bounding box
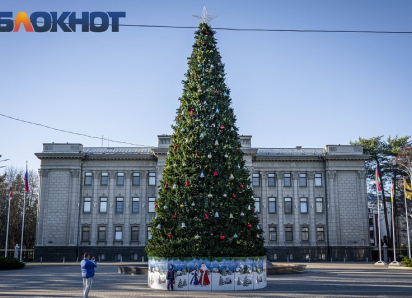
[192,7,217,25]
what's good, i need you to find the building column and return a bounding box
[141,170,148,243]
[277,171,284,246]
[292,171,300,246]
[124,170,132,245]
[260,171,268,241]
[357,170,368,247]
[108,170,116,245]
[327,170,337,246]
[68,169,80,246]
[37,169,50,246]
[308,172,316,245]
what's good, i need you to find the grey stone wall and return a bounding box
[34,140,371,261]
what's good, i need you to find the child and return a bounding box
[167,264,175,291]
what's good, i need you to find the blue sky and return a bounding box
[1,0,411,171]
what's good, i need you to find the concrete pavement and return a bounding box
[0,262,411,297]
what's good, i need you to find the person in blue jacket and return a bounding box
[167,264,175,291]
[80,252,97,298]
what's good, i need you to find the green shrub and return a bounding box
[0,256,25,270]
[401,257,412,267]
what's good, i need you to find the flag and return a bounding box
[24,166,29,193]
[375,168,382,192]
[391,183,394,202]
[405,178,412,200]
[8,181,12,200]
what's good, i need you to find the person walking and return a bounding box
[167,264,175,291]
[80,252,97,298]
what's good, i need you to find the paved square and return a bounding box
[1,262,411,297]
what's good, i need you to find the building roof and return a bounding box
[256,148,325,156]
[83,147,154,155]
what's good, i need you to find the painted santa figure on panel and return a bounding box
[199,263,210,286]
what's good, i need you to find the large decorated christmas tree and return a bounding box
[146,11,266,259]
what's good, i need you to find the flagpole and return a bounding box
[376,190,383,263]
[405,178,411,258]
[5,183,11,257]
[20,161,28,261]
[390,183,400,265]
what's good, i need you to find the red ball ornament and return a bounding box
[195,154,199,158]
[204,213,209,218]
[173,214,177,219]
[214,90,218,94]
[194,74,198,78]
[185,181,190,187]
[173,146,177,150]
[220,235,225,240]
[240,184,244,188]
[165,183,168,188]
[232,194,236,198]
[154,204,158,209]
[236,147,239,150]
[190,109,194,115]
[253,208,256,212]
[168,234,173,238]
[202,42,206,46]
[247,223,252,228]
[206,31,209,34]
[216,62,219,65]
[214,171,218,176]
[220,125,224,130]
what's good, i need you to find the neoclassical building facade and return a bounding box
[35,135,370,262]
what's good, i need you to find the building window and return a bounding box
[285,227,293,241]
[268,198,276,213]
[315,198,323,213]
[115,226,123,241]
[131,226,139,241]
[286,253,294,261]
[270,253,278,261]
[98,226,106,241]
[130,253,139,261]
[315,173,322,186]
[252,173,260,186]
[117,173,124,186]
[268,173,276,187]
[114,253,122,261]
[148,172,156,186]
[318,253,326,260]
[148,197,155,213]
[83,197,91,213]
[254,197,260,213]
[284,198,292,214]
[116,198,124,213]
[132,172,140,186]
[132,197,140,213]
[317,227,325,241]
[97,253,105,262]
[147,226,152,240]
[269,226,277,241]
[303,253,310,261]
[84,172,92,185]
[101,173,108,185]
[299,173,307,187]
[82,226,90,241]
[301,227,309,241]
[284,173,291,187]
[300,198,308,213]
[99,197,107,213]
